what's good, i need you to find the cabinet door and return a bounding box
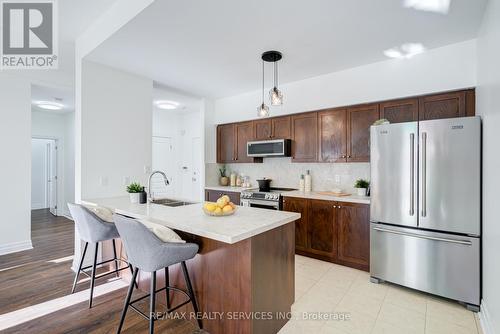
[380,98,418,123]
[283,197,308,251]
[337,202,370,270]
[308,200,337,259]
[205,190,240,204]
[217,124,235,163]
[292,113,318,162]
[272,116,291,139]
[235,121,254,163]
[347,104,380,162]
[254,119,272,140]
[318,109,347,162]
[419,91,466,120]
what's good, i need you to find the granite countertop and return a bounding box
[205,185,258,193]
[81,197,300,244]
[283,190,370,204]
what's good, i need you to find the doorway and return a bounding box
[31,138,58,215]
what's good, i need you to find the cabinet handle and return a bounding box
[347,155,351,158]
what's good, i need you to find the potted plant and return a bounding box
[354,179,370,196]
[219,165,229,186]
[127,182,145,203]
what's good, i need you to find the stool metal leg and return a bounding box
[71,241,88,294]
[181,261,201,329]
[117,267,139,334]
[129,264,138,289]
[89,242,99,308]
[165,267,170,310]
[112,239,120,278]
[149,271,156,334]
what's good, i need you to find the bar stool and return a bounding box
[113,214,201,334]
[68,203,137,308]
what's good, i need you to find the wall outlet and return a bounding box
[334,175,341,184]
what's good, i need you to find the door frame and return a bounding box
[32,136,59,216]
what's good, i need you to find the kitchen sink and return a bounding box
[150,198,196,207]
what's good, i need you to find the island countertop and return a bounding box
[81,196,300,244]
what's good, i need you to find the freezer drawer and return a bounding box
[370,223,480,306]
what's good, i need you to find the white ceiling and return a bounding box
[31,84,75,113]
[153,85,202,115]
[87,0,487,99]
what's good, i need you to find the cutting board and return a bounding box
[316,191,352,197]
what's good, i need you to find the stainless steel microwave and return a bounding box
[247,139,291,157]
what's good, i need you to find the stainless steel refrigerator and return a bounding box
[370,116,481,311]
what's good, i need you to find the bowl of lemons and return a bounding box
[203,195,237,216]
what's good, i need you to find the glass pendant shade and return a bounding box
[257,103,270,117]
[269,87,283,106]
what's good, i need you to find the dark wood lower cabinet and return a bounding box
[284,196,370,271]
[205,189,240,204]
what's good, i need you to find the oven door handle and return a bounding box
[245,199,280,209]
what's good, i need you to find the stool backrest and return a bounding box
[68,203,118,243]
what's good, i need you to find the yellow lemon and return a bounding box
[216,197,227,208]
[222,195,230,203]
[204,202,217,212]
[222,205,233,213]
[214,207,223,215]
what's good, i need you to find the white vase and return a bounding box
[356,188,366,196]
[129,193,140,203]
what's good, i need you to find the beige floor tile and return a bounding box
[324,310,376,334]
[292,288,338,314]
[319,323,351,334]
[426,316,478,334]
[296,260,333,281]
[371,319,422,334]
[474,313,484,334]
[335,291,384,318]
[377,302,425,333]
[318,267,359,289]
[426,298,476,330]
[347,275,389,301]
[384,285,427,314]
[278,319,326,334]
[295,255,310,265]
[295,272,317,292]
[306,282,347,307]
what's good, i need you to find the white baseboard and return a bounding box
[479,300,497,334]
[0,240,33,256]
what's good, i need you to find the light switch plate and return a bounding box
[99,176,108,186]
[144,165,151,174]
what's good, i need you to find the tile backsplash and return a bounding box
[206,158,370,193]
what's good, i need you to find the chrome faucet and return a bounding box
[147,170,170,202]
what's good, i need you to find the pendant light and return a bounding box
[257,59,269,117]
[261,51,283,106]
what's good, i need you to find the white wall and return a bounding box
[476,0,500,332]
[32,110,75,216]
[80,60,153,199]
[213,39,476,126]
[0,74,32,255]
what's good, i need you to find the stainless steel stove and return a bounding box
[240,187,297,210]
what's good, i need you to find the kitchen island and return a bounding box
[81,197,300,334]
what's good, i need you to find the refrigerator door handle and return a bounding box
[421,132,427,217]
[372,227,472,245]
[409,133,415,216]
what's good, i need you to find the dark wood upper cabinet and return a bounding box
[217,124,235,163]
[380,98,418,123]
[307,199,337,259]
[235,121,254,163]
[254,119,272,140]
[347,104,380,162]
[254,116,291,140]
[318,108,347,162]
[419,91,466,120]
[337,202,370,270]
[272,116,291,139]
[283,196,308,251]
[292,112,318,162]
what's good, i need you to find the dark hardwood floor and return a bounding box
[0,209,203,334]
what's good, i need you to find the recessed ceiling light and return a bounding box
[404,0,451,14]
[34,101,64,110]
[384,43,426,59]
[154,100,180,110]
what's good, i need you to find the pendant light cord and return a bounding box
[262,59,265,103]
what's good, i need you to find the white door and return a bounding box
[152,137,174,198]
[191,137,202,200]
[46,140,58,216]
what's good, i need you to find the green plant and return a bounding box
[219,165,227,177]
[126,182,144,193]
[354,179,370,189]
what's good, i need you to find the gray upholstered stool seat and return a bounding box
[113,214,201,334]
[68,203,137,308]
